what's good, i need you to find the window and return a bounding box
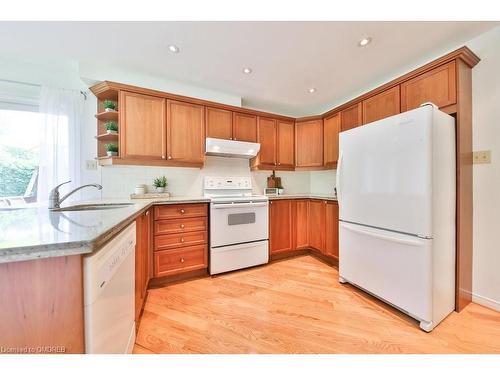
[0,109,42,205]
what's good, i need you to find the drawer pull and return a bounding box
[180,237,185,243]
[180,257,185,263]
[180,224,185,229]
[180,209,185,214]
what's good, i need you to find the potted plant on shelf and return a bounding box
[104,143,118,157]
[103,99,117,112]
[104,121,118,134]
[153,176,168,193]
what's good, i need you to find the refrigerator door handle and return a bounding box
[342,222,423,247]
[336,150,343,203]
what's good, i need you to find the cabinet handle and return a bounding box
[161,155,166,159]
[278,162,281,165]
[274,162,277,165]
[168,156,172,160]
[180,224,185,229]
[180,257,185,263]
[145,211,149,216]
[180,237,185,243]
[180,209,185,214]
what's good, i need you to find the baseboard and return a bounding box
[472,292,500,312]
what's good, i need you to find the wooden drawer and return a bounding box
[154,203,207,220]
[154,245,207,277]
[154,230,207,251]
[154,217,207,235]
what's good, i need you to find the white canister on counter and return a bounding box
[134,184,147,195]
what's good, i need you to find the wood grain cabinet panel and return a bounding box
[154,203,208,220]
[362,86,401,124]
[400,61,457,111]
[205,107,233,140]
[154,245,207,277]
[257,117,277,166]
[233,112,257,142]
[340,102,363,132]
[295,119,323,168]
[325,201,339,259]
[323,113,340,168]
[277,120,295,168]
[308,200,326,253]
[269,200,293,254]
[154,217,207,236]
[293,199,309,249]
[167,100,205,163]
[120,91,166,159]
[135,208,151,321]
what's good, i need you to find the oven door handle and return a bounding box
[212,202,268,209]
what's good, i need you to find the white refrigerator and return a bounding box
[336,104,456,332]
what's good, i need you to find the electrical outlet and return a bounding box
[86,160,98,170]
[473,150,491,164]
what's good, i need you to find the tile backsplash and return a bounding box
[100,156,316,198]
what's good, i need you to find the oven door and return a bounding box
[210,201,269,248]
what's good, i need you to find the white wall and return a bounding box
[310,170,336,195]
[467,26,500,311]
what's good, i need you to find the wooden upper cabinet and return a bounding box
[362,86,401,124]
[269,200,293,254]
[401,61,457,111]
[325,201,339,259]
[205,107,233,140]
[277,120,295,169]
[166,100,205,163]
[233,112,257,142]
[258,117,277,166]
[295,119,323,168]
[293,200,309,249]
[308,200,326,252]
[120,91,166,159]
[340,102,362,132]
[323,113,340,168]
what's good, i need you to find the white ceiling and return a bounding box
[0,21,497,116]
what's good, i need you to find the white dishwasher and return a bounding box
[83,222,136,354]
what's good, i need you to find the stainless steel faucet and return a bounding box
[49,180,103,209]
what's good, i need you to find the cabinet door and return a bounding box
[257,117,277,166]
[293,200,309,249]
[295,119,323,168]
[362,86,400,124]
[340,102,362,132]
[308,200,326,252]
[167,100,205,163]
[205,107,232,140]
[120,91,166,159]
[325,202,339,259]
[269,200,293,254]
[135,209,151,321]
[277,120,295,168]
[400,61,456,111]
[233,112,258,142]
[323,113,340,168]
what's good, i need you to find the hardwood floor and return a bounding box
[134,255,500,354]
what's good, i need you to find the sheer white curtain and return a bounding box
[37,86,84,203]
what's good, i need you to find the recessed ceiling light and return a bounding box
[242,67,252,74]
[168,45,180,53]
[358,37,372,47]
[308,88,316,93]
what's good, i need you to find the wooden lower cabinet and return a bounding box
[268,199,338,260]
[153,203,208,278]
[269,200,294,254]
[135,208,152,321]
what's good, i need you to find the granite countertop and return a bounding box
[0,196,210,264]
[268,194,337,201]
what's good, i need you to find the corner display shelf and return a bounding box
[90,84,120,163]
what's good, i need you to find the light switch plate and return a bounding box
[86,160,98,170]
[473,150,491,164]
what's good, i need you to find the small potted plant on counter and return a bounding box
[103,99,117,112]
[153,176,168,193]
[104,143,118,157]
[104,121,118,134]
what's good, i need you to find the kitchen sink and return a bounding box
[52,203,134,211]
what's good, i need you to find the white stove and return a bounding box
[204,177,269,275]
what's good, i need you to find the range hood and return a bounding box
[205,137,260,159]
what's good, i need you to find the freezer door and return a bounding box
[337,106,433,237]
[339,222,432,322]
